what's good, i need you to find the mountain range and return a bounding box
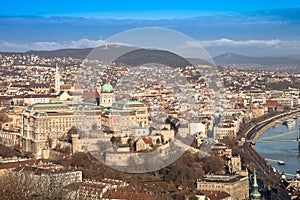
[2,48,300,66]
[213,53,300,66]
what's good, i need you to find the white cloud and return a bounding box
[0,39,107,52]
[198,38,282,47]
[1,38,300,56]
[0,39,136,52]
[65,39,106,49]
[179,39,300,56]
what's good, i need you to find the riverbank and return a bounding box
[249,120,279,140]
[255,117,300,176]
[237,109,300,192]
[244,109,300,141]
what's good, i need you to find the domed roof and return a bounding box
[101,83,114,93]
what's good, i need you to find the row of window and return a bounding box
[198,184,225,189]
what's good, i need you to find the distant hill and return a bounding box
[1,48,93,59]
[2,48,300,66]
[213,53,300,65]
[26,48,93,58]
[115,49,193,68]
[2,47,208,68]
[87,46,213,67]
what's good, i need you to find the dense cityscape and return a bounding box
[2,1,300,200]
[0,49,300,199]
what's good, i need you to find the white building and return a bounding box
[214,123,237,139]
[189,122,206,135]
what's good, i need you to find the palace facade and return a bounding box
[20,102,101,158]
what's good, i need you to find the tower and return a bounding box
[72,133,80,154]
[251,169,261,199]
[249,95,254,110]
[96,82,101,106]
[55,63,61,93]
[100,82,115,107]
[96,81,101,94]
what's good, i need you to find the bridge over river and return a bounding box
[247,129,300,144]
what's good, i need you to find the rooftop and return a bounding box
[112,100,147,110]
[101,83,114,93]
[198,175,248,183]
[25,102,70,112]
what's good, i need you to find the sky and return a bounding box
[2,0,300,18]
[1,0,300,56]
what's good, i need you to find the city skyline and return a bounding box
[2,2,300,199]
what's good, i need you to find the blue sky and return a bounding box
[2,0,300,18]
[1,1,300,56]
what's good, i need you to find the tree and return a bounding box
[66,126,78,143]
[202,156,225,174]
[127,138,134,150]
[0,112,11,123]
[0,112,12,130]
[0,143,23,158]
[164,152,204,186]
[110,136,121,145]
[0,171,34,200]
[156,138,161,144]
[221,136,237,149]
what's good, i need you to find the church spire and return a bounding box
[55,63,61,94]
[251,169,261,199]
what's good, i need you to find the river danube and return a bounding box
[255,117,300,176]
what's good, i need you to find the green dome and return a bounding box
[101,83,114,93]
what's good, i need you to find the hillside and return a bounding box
[213,53,300,65]
[115,49,192,68]
[2,48,300,66]
[1,48,93,59]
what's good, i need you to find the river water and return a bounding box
[255,116,300,176]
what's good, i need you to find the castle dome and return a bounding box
[101,83,114,93]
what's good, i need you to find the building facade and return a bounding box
[196,175,249,200]
[101,100,149,133]
[20,103,101,158]
[96,83,115,107]
[214,124,237,139]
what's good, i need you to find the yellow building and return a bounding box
[197,175,249,200]
[20,103,101,159]
[31,84,51,94]
[214,123,237,139]
[230,155,242,173]
[101,100,149,133]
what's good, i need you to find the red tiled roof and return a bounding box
[81,182,106,189]
[265,99,278,105]
[83,91,100,99]
[0,96,13,100]
[102,186,155,200]
[142,137,149,144]
[0,159,35,169]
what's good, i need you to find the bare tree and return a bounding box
[202,156,225,175]
[0,171,34,200]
